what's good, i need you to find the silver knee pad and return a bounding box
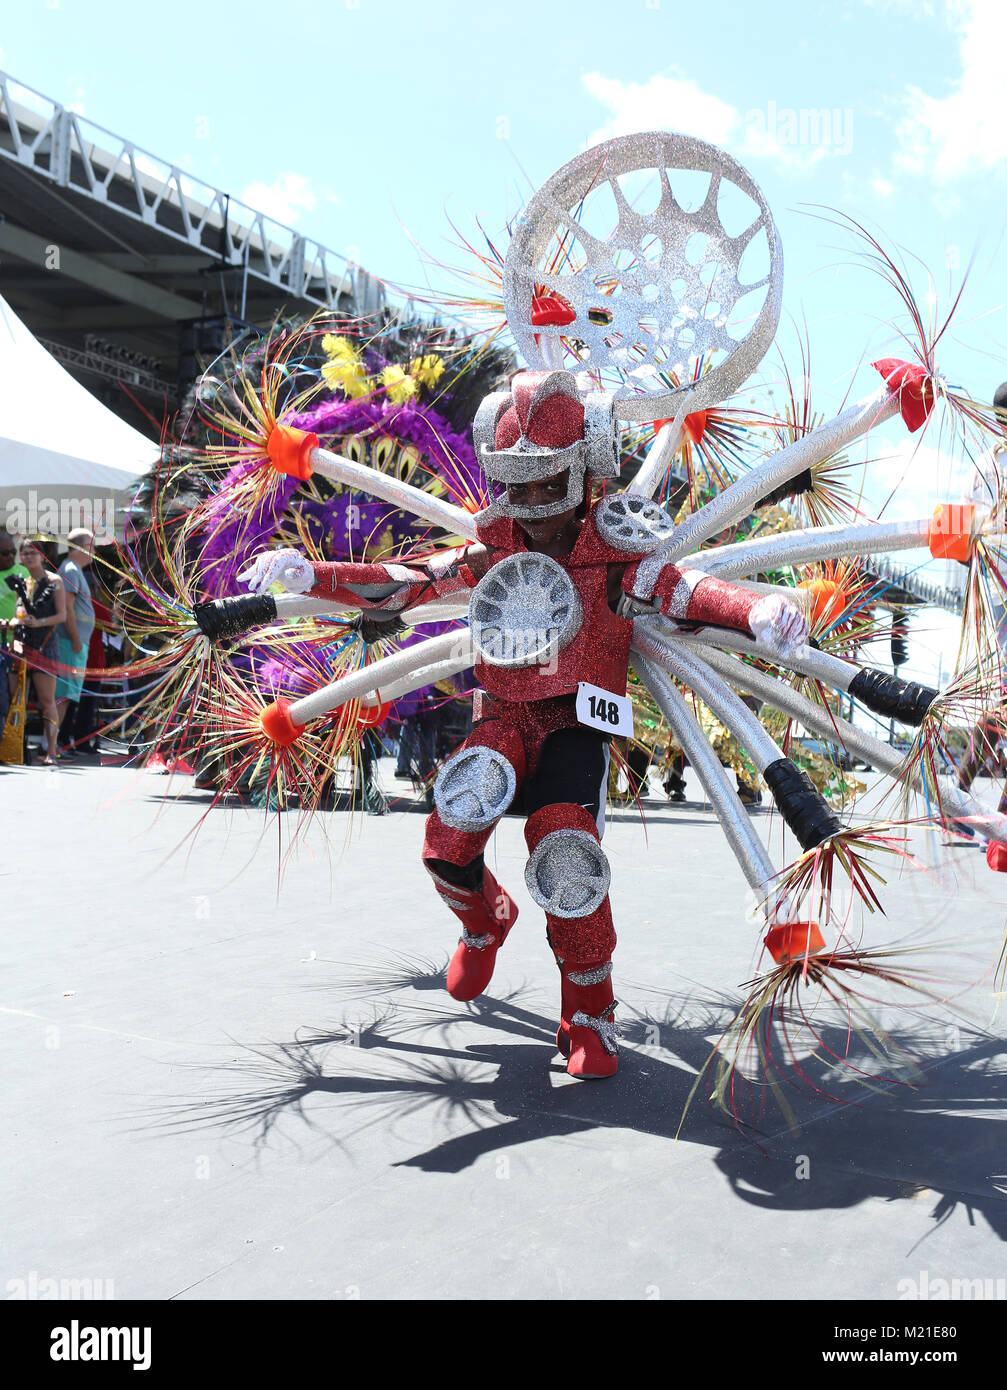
[433,744,517,832]
[525,828,611,918]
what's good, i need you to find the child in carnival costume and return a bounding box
[239,361,808,1079]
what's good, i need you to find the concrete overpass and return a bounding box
[0,69,386,435]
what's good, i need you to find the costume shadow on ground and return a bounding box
[135,949,1007,1240]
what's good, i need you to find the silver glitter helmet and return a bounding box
[473,367,619,520]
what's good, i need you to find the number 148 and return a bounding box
[588,695,620,724]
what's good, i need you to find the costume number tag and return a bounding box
[576,682,633,737]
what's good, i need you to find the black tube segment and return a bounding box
[763,758,842,850]
[349,612,408,644]
[757,467,814,509]
[192,593,278,642]
[848,668,937,726]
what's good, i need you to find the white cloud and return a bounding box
[870,173,894,197]
[583,72,736,148]
[894,0,1006,182]
[582,71,850,173]
[865,435,973,522]
[239,172,319,226]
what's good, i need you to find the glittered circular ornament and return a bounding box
[469,552,582,668]
[434,744,518,832]
[503,131,783,421]
[594,493,677,552]
[525,827,612,918]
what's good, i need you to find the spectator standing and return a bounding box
[394,692,439,808]
[62,564,112,754]
[0,534,30,623]
[0,534,30,723]
[663,749,687,801]
[17,537,67,765]
[54,528,95,757]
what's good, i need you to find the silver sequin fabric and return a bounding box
[594,494,677,553]
[434,744,518,832]
[570,1002,619,1055]
[460,928,495,951]
[566,961,613,986]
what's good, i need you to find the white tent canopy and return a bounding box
[0,294,160,541]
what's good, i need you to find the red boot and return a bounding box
[427,865,518,1001]
[986,840,1007,872]
[557,958,618,1079]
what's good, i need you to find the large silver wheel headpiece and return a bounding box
[434,745,518,832]
[469,552,582,668]
[503,131,783,421]
[525,828,612,918]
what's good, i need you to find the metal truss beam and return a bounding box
[866,554,964,615]
[38,336,171,394]
[0,69,380,313]
[0,221,202,320]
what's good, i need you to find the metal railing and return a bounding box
[38,337,171,394]
[868,553,965,614]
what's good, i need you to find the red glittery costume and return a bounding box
[306,371,778,1078]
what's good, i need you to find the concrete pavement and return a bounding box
[2,757,1005,1300]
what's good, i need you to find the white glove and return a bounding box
[237,549,315,595]
[749,595,808,659]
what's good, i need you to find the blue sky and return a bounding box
[3,1,1003,371]
[3,2,1003,434]
[1,0,1004,685]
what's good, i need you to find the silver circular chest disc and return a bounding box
[595,494,677,553]
[469,552,582,669]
